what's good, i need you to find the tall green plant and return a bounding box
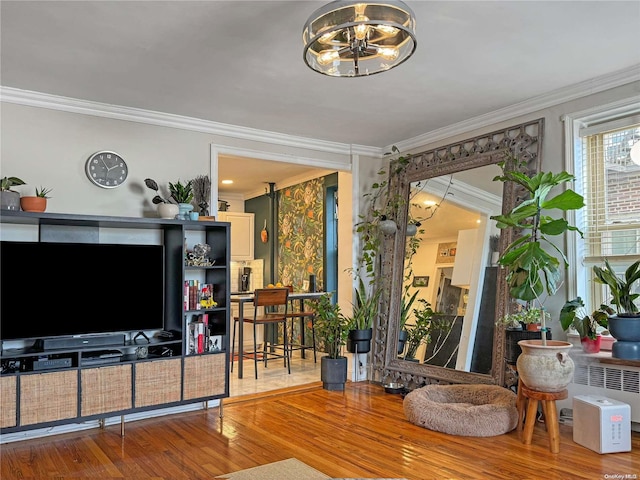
[490,155,585,303]
[313,295,349,359]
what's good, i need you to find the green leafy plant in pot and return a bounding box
[592,260,640,359]
[490,154,585,391]
[345,277,381,354]
[560,297,612,353]
[403,299,434,361]
[1,176,26,211]
[312,294,349,391]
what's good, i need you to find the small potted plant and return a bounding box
[20,186,52,212]
[312,294,349,391]
[1,176,26,211]
[144,178,179,219]
[560,297,612,353]
[169,180,194,219]
[592,260,640,359]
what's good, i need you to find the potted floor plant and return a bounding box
[20,186,52,212]
[313,294,349,391]
[560,297,612,354]
[490,154,585,392]
[593,260,640,359]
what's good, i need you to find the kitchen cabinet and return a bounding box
[218,211,254,261]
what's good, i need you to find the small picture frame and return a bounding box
[412,276,429,287]
[436,242,457,263]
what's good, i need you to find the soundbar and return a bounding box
[34,334,126,351]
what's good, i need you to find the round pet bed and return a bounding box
[403,384,518,437]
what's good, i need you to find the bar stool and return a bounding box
[284,286,317,362]
[232,288,290,379]
[517,378,568,453]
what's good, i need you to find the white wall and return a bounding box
[0,102,350,218]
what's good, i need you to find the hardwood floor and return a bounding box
[1,382,638,479]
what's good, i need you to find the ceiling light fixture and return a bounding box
[303,0,417,77]
[221,180,233,185]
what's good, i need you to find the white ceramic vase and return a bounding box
[157,203,179,219]
[516,339,574,392]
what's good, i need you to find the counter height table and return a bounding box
[230,291,330,379]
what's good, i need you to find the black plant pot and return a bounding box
[320,356,348,391]
[346,328,372,354]
[504,329,552,365]
[397,329,408,355]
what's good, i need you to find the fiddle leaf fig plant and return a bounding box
[490,156,585,303]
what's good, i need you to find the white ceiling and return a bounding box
[2,1,639,197]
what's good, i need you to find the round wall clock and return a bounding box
[85,151,129,188]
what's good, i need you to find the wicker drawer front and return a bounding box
[183,354,226,400]
[1,376,17,428]
[20,370,78,426]
[135,358,181,407]
[81,365,132,417]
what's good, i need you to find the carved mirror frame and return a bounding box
[372,118,544,388]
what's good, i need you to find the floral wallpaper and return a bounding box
[277,177,324,291]
[277,177,325,350]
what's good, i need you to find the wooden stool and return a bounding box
[516,379,568,453]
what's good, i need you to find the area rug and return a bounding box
[216,458,329,480]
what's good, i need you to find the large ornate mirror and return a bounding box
[372,119,544,388]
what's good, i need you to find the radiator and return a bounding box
[556,361,640,425]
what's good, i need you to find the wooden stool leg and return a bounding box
[544,400,561,454]
[540,400,549,432]
[523,398,538,445]
[516,379,525,433]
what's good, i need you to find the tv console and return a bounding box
[0,211,231,438]
[34,334,126,351]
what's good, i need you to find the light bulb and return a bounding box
[354,15,370,40]
[377,46,399,60]
[317,49,340,65]
[375,24,399,36]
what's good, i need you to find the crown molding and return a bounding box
[390,64,640,154]
[3,64,638,161]
[0,86,381,158]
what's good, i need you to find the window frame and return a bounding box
[563,98,640,310]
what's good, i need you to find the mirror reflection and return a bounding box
[397,166,503,374]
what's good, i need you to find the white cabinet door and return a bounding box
[219,212,255,261]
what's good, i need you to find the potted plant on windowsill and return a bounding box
[560,297,612,354]
[20,186,52,212]
[313,294,349,391]
[490,153,585,392]
[593,260,640,359]
[1,176,26,211]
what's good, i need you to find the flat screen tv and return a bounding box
[1,241,165,342]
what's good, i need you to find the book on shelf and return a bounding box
[187,313,209,355]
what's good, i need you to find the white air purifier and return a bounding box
[573,395,631,454]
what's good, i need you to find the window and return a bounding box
[565,100,640,311]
